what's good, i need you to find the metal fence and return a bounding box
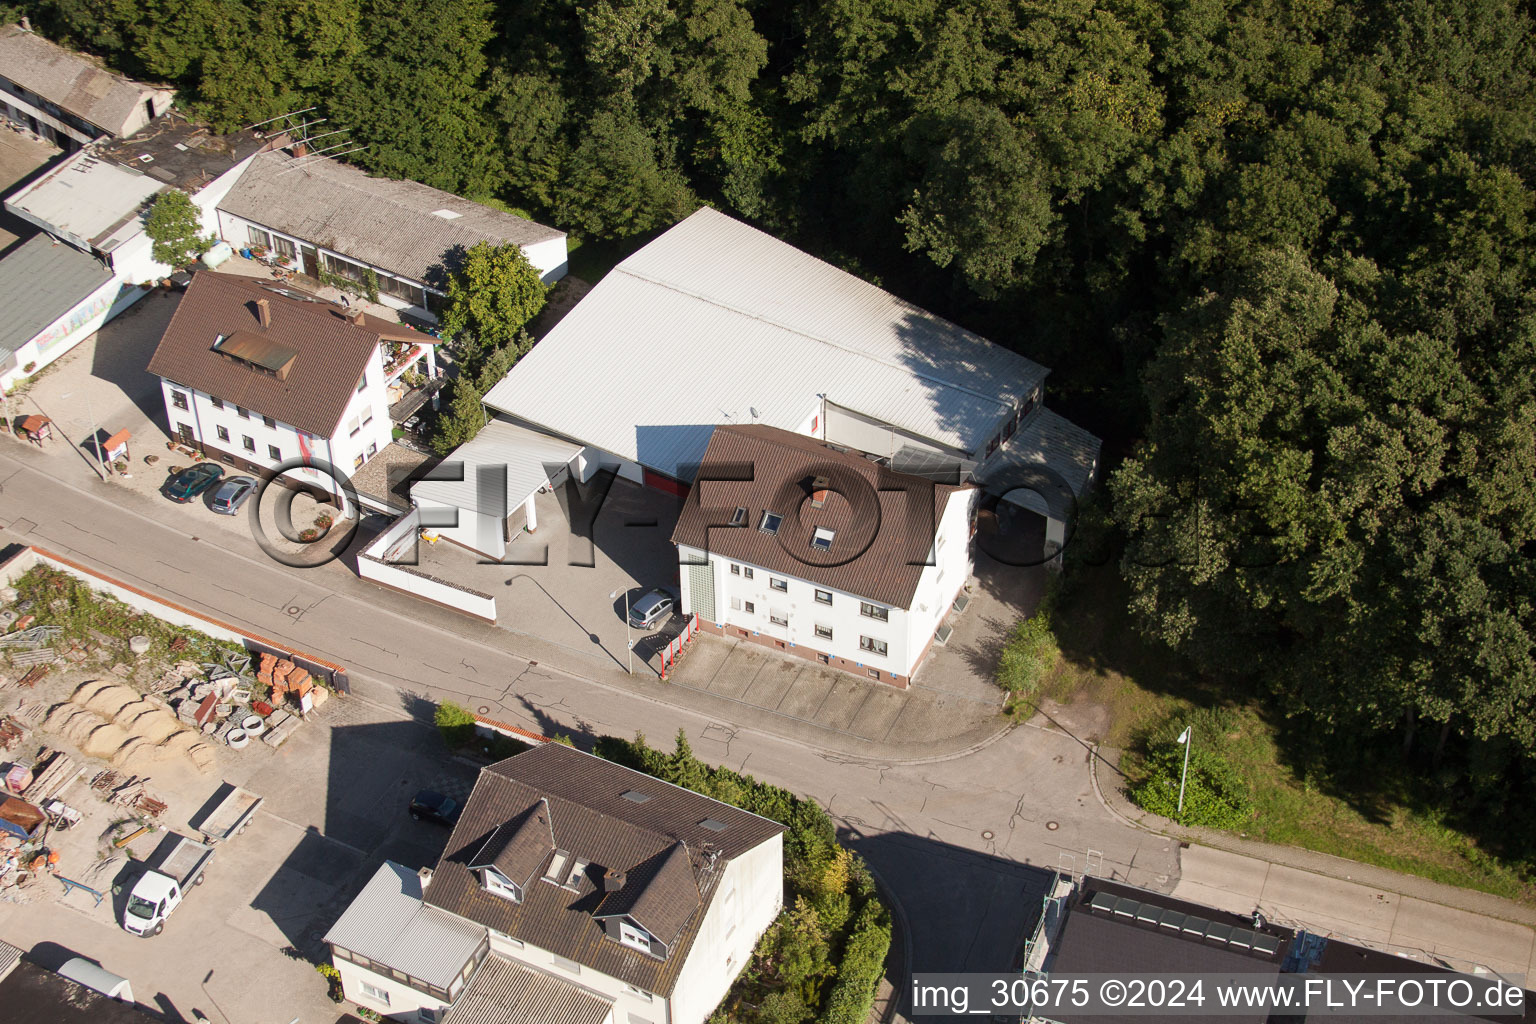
[659,613,699,679]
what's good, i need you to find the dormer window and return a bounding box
[479,867,523,903]
[619,919,652,953]
[811,527,835,551]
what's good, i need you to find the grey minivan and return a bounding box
[210,475,258,515]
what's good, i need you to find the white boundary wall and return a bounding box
[358,508,497,621]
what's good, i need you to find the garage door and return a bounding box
[686,561,716,623]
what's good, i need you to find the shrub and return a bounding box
[996,601,1059,699]
[822,901,892,1024]
[434,700,478,748]
[1129,742,1252,829]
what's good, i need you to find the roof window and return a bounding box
[699,818,728,832]
[621,790,653,803]
[730,506,748,526]
[811,527,835,551]
[759,511,782,534]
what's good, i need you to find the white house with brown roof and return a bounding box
[216,149,568,323]
[146,271,438,501]
[0,22,173,150]
[674,424,976,685]
[326,743,784,1024]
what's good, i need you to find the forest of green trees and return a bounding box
[14,0,1534,868]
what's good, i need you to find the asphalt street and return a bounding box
[0,441,1181,1007]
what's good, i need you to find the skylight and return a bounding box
[730,506,748,526]
[811,527,835,551]
[759,511,783,535]
[699,818,728,832]
[621,790,653,803]
[431,208,463,219]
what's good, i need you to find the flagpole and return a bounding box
[1177,726,1192,817]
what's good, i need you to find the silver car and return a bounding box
[628,589,674,630]
[210,476,258,515]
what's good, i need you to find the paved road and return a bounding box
[0,440,1180,1008]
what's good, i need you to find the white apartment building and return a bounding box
[146,271,437,501]
[326,742,785,1024]
[673,424,976,686]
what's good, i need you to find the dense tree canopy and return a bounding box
[26,0,1536,773]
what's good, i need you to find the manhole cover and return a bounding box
[1046,821,1060,831]
[287,605,302,615]
[478,706,490,714]
[981,830,994,840]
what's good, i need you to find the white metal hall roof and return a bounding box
[323,861,485,990]
[411,418,581,517]
[482,207,1050,481]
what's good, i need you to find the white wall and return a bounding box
[194,152,264,238]
[359,508,499,620]
[334,958,448,1024]
[678,544,916,677]
[904,488,975,656]
[0,277,145,391]
[522,234,570,284]
[669,833,785,1024]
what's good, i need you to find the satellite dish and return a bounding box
[749,407,759,420]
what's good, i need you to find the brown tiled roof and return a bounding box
[424,743,782,996]
[593,841,700,946]
[146,272,428,436]
[670,424,970,608]
[469,800,555,890]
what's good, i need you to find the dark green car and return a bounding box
[164,462,224,503]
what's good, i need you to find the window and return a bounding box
[743,601,755,614]
[348,416,361,437]
[236,405,249,419]
[354,453,365,470]
[242,435,255,452]
[769,577,788,592]
[811,526,835,551]
[730,564,740,576]
[860,602,889,622]
[625,984,654,1002]
[743,567,753,580]
[367,442,378,457]
[482,869,522,903]
[730,506,747,526]
[730,597,741,611]
[769,612,788,627]
[171,390,188,410]
[356,373,367,393]
[869,668,881,679]
[272,235,296,259]
[759,511,783,534]
[268,444,281,460]
[209,396,223,409]
[263,415,276,428]
[215,425,229,442]
[419,1009,440,1024]
[860,636,888,657]
[358,980,390,1005]
[552,954,581,975]
[815,589,832,606]
[814,624,833,640]
[619,920,652,952]
[247,226,272,249]
[378,272,427,307]
[362,408,373,426]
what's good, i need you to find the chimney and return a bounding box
[255,298,271,328]
[602,869,626,893]
[291,141,308,158]
[349,307,365,326]
[810,475,830,509]
[418,866,433,888]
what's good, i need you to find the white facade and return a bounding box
[0,276,142,391]
[334,956,455,1023]
[679,489,973,680]
[158,348,393,495]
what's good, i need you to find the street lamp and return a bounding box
[1176,726,1192,817]
[60,390,107,481]
[610,589,633,675]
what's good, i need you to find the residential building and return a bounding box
[216,148,568,323]
[672,424,975,685]
[0,233,127,391]
[469,207,1098,560]
[326,742,785,1024]
[0,22,173,150]
[146,271,437,501]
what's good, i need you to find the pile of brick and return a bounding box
[257,654,326,709]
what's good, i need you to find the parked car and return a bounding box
[164,463,224,503]
[628,588,675,630]
[409,789,461,826]
[209,476,258,515]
